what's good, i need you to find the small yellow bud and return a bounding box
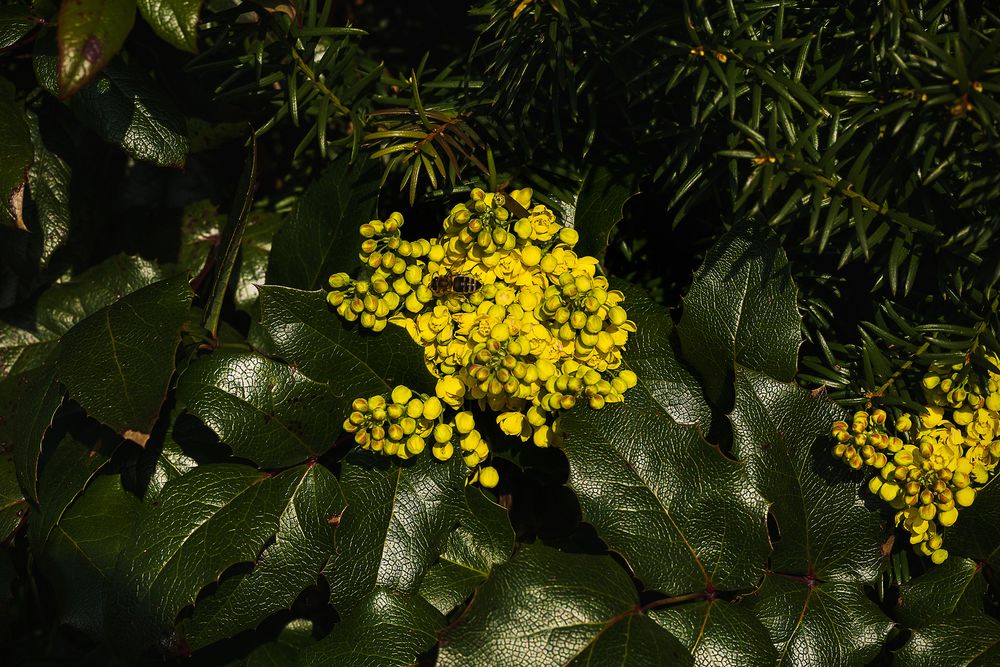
[895,415,912,433]
[478,466,499,488]
[422,396,444,420]
[432,442,454,461]
[955,487,975,507]
[938,507,959,527]
[433,423,453,444]
[558,227,579,246]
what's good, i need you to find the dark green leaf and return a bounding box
[650,600,778,667]
[0,116,67,298]
[613,280,711,427]
[561,382,769,595]
[224,618,316,666]
[107,463,303,655]
[0,77,32,230]
[266,155,378,290]
[570,160,637,261]
[739,575,893,666]
[0,450,27,543]
[0,5,40,49]
[301,590,443,667]
[564,610,694,666]
[56,274,193,445]
[678,222,801,407]
[947,478,1000,569]
[137,0,201,53]
[57,0,136,98]
[324,449,466,615]
[36,474,142,636]
[257,286,433,395]
[731,368,885,581]
[234,212,282,313]
[129,406,199,502]
[0,361,62,504]
[895,612,1000,667]
[180,463,345,650]
[176,351,341,468]
[28,431,119,549]
[896,558,987,628]
[418,486,514,614]
[36,48,188,167]
[436,544,693,667]
[0,254,165,377]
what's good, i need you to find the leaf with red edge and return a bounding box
[57,0,136,98]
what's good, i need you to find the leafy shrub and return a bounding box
[2,1,1000,665]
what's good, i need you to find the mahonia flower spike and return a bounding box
[329,188,638,487]
[832,352,1000,563]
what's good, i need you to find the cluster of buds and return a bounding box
[327,214,438,331]
[329,188,638,485]
[342,385,498,487]
[832,352,1000,564]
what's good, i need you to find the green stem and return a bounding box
[204,137,258,338]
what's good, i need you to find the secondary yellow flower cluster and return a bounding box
[341,385,498,488]
[832,355,1000,563]
[328,188,638,485]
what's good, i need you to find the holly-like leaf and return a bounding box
[300,590,444,667]
[257,286,433,395]
[28,430,119,549]
[418,486,514,614]
[613,280,711,427]
[107,463,305,655]
[35,474,142,636]
[560,375,770,596]
[57,0,136,98]
[0,451,27,543]
[137,0,201,53]
[233,211,281,313]
[739,575,893,667]
[175,351,341,468]
[0,77,32,230]
[0,109,75,301]
[229,618,317,666]
[895,558,987,628]
[678,222,801,407]
[894,612,1000,666]
[36,48,188,167]
[180,463,345,650]
[436,544,693,667]
[650,600,778,667]
[0,253,165,377]
[125,406,199,502]
[731,368,885,582]
[946,479,1000,570]
[571,159,637,261]
[0,5,41,49]
[324,450,467,616]
[0,361,62,504]
[55,274,192,446]
[266,155,378,291]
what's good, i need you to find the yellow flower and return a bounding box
[921,405,945,428]
[497,411,532,441]
[436,376,466,409]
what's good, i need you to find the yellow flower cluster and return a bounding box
[341,385,498,487]
[832,355,1000,563]
[328,188,638,484]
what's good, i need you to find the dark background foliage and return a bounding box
[2,0,1000,664]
